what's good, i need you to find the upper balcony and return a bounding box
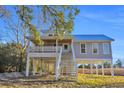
[27,46,61,58]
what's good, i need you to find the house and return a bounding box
[26,34,114,80]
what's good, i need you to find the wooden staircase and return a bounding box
[55,41,77,81]
[60,52,77,80]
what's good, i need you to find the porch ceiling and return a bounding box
[43,39,72,43]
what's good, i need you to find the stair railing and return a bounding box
[71,41,78,80]
[55,46,63,80]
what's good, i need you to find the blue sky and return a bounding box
[72,5,124,62]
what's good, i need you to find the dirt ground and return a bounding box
[0,75,80,88]
[0,68,124,88]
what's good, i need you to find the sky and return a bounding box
[72,5,124,62]
[0,5,124,63]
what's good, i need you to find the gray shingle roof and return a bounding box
[73,34,114,41]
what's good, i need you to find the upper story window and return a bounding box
[80,44,86,54]
[103,43,110,54]
[48,33,54,36]
[92,43,99,54]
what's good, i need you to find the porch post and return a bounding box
[39,60,42,76]
[62,65,63,76]
[82,64,84,74]
[111,60,114,76]
[95,64,98,75]
[102,64,104,75]
[48,61,50,76]
[90,64,93,74]
[26,56,30,76]
[55,39,58,80]
[33,59,36,75]
[44,61,46,75]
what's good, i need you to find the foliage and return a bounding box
[114,59,122,68]
[40,6,80,39]
[0,43,26,72]
[16,6,43,46]
[104,62,111,68]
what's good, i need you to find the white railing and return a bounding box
[27,46,61,53]
[71,42,77,78]
[55,47,63,80]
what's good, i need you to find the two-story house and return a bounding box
[26,34,114,80]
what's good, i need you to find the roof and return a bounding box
[73,35,114,41]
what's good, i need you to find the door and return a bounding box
[63,43,69,52]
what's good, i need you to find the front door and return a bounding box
[63,43,69,52]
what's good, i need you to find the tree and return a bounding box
[0,6,80,72]
[104,62,111,68]
[114,59,122,68]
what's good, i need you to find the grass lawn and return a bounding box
[0,74,124,88]
[77,74,124,88]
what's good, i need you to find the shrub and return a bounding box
[0,43,26,72]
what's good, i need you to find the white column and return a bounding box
[90,64,93,74]
[55,39,58,80]
[111,60,114,76]
[44,61,46,75]
[82,64,85,74]
[39,61,42,76]
[26,56,30,76]
[33,60,36,75]
[48,61,50,76]
[95,64,98,75]
[102,64,104,75]
[62,65,63,76]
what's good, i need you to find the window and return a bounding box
[48,34,53,36]
[92,43,99,54]
[64,45,68,50]
[80,44,86,53]
[53,44,56,47]
[103,43,110,54]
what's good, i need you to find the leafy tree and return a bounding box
[0,43,24,72]
[114,59,122,68]
[0,6,79,72]
[104,62,111,68]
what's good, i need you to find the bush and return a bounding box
[0,43,26,72]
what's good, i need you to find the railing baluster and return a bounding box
[28,46,61,53]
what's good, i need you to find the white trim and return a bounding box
[80,43,87,54]
[92,43,99,54]
[76,58,112,61]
